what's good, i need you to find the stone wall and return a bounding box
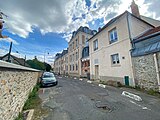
[0,61,40,120]
[132,53,159,91]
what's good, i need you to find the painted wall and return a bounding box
[89,12,153,86]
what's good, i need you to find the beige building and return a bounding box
[68,26,96,77]
[54,49,68,75]
[88,1,159,86]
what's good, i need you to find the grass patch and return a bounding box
[15,83,49,120]
[23,84,41,110]
[15,113,23,120]
[147,89,160,97]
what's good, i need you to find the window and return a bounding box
[70,65,71,71]
[76,64,78,71]
[111,53,120,65]
[93,39,98,51]
[76,39,78,47]
[72,42,74,49]
[73,54,74,61]
[73,64,74,71]
[82,35,85,44]
[76,52,78,60]
[109,28,118,44]
[70,55,72,62]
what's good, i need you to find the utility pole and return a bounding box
[24,55,26,66]
[7,42,12,62]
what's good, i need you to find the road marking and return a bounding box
[98,84,106,88]
[130,100,151,110]
[74,77,77,79]
[122,91,142,101]
[79,79,83,81]
[87,80,92,83]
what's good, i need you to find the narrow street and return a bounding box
[39,76,160,120]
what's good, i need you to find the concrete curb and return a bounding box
[98,84,106,88]
[122,91,142,101]
[24,109,34,120]
[87,80,92,83]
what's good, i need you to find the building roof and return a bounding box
[134,26,160,41]
[132,26,160,57]
[0,53,30,67]
[88,11,155,41]
[69,26,97,43]
[54,49,68,61]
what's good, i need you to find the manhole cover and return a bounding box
[95,102,112,112]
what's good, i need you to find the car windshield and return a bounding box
[43,74,54,78]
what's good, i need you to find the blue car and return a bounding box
[40,72,58,87]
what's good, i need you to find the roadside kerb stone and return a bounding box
[24,109,34,120]
[87,81,92,83]
[122,91,142,101]
[99,84,106,88]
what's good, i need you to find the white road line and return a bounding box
[130,100,151,110]
[122,91,142,101]
[98,84,106,88]
[87,80,92,83]
[74,77,77,79]
[79,79,83,81]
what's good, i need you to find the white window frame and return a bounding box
[93,39,98,51]
[109,28,118,44]
[111,53,120,65]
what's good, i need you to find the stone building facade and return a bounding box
[131,26,160,91]
[0,60,40,120]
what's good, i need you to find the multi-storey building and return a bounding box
[68,26,96,77]
[54,53,62,74]
[61,49,68,75]
[88,0,160,86]
[54,49,68,75]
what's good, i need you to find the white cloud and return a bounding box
[0,37,19,45]
[0,0,159,41]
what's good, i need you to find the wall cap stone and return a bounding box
[0,60,40,72]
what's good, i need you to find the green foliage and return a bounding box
[26,57,51,71]
[23,84,41,110]
[15,113,23,120]
[45,63,51,72]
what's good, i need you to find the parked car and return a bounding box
[40,72,58,87]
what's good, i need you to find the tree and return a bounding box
[26,57,52,71]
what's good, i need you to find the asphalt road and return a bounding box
[39,76,160,120]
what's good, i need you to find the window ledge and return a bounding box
[111,64,121,67]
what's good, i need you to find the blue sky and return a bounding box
[0,0,160,64]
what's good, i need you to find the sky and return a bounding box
[0,0,160,64]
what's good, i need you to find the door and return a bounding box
[95,65,99,79]
[124,76,129,86]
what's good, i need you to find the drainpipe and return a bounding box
[126,12,136,87]
[153,53,160,92]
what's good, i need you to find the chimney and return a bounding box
[130,0,140,18]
